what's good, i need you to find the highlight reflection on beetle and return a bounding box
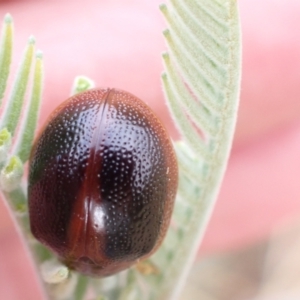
[28,88,178,277]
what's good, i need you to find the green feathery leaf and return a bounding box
[155,1,241,299]
[0,14,13,104]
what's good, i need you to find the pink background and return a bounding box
[0,0,300,299]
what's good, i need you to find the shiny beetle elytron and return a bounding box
[28,88,178,277]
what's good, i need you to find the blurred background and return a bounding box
[0,0,300,299]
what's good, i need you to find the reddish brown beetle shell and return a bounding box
[28,88,178,277]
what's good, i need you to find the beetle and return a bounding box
[28,88,178,277]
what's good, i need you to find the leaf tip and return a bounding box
[0,155,23,192]
[162,51,170,60]
[71,75,95,95]
[159,3,167,12]
[162,28,170,37]
[36,49,43,59]
[161,72,168,81]
[28,35,36,45]
[0,128,12,163]
[4,13,13,24]
[41,259,70,284]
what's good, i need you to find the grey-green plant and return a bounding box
[0,0,241,299]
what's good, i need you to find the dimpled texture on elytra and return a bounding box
[28,88,178,277]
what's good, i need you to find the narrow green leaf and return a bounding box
[0,36,35,135]
[0,14,13,103]
[161,3,227,88]
[162,27,223,113]
[15,50,44,162]
[161,72,211,160]
[162,52,219,138]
